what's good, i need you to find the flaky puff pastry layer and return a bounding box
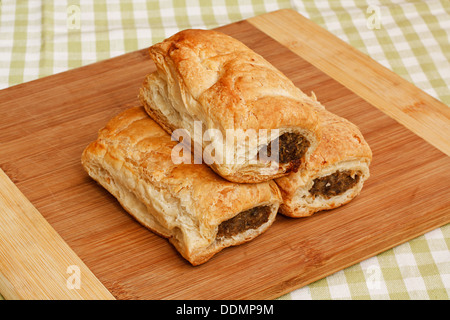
[139,29,321,183]
[275,103,372,217]
[81,107,282,266]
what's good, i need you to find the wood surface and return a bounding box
[0,170,114,299]
[0,9,449,299]
[249,9,450,157]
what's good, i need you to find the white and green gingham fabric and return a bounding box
[0,0,449,300]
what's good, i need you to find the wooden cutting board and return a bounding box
[0,9,449,300]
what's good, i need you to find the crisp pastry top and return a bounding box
[307,106,372,170]
[275,104,372,195]
[148,28,319,132]
[86,106,282,228]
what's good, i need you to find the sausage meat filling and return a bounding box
[309,170,360,199]
[216,206,271,239]
[259,132,310,164]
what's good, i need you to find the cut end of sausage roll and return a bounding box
[81,106,282,265]
[275,105,372,217]
[139,29,321,183]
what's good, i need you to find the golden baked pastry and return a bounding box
[81,106,282,265]
[275,103,372,217]
[139,29,321,183]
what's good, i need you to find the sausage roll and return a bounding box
[81,106,282,266]
[139,29,321,183]
[275,103,372,217]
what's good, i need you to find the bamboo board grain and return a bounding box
[0,10,449,300]
[248,9,450,157]
[0,170,115,300]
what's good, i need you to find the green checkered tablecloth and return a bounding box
[0,0,449,300]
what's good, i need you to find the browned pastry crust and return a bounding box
[139,29,321,183]
[275,103,372,217]
[81,106,282,265]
